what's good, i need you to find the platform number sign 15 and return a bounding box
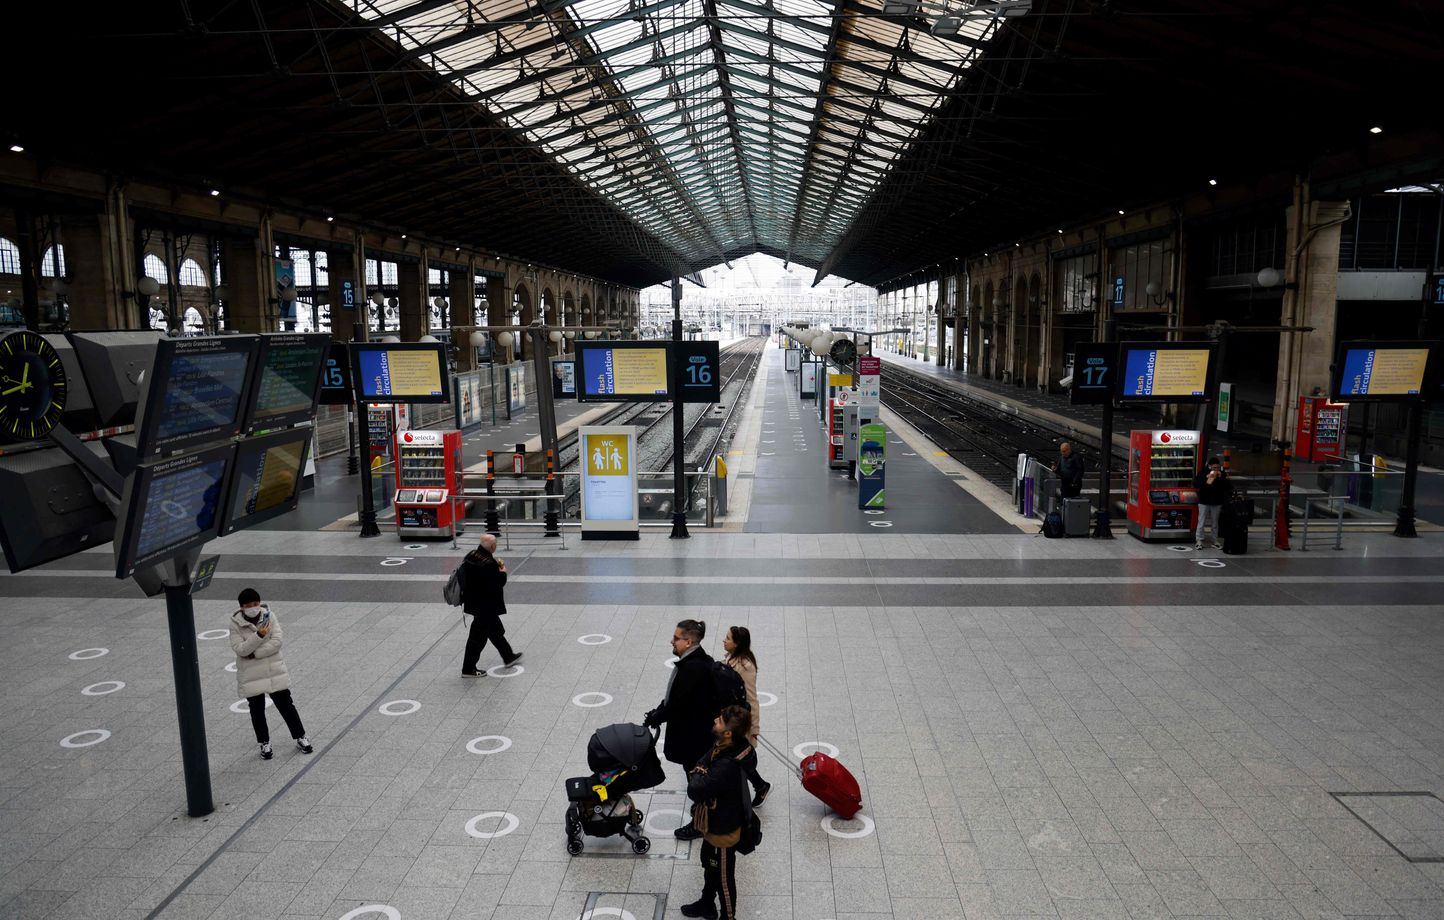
[319,343,354,405]
[1070,341,1118,406]
[675,341,721,404]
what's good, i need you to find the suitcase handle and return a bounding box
[756,734,803,779]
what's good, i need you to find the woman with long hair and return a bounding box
[722,626,770,807]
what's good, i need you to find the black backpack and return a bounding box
[735,755,762,855]
[710,660,748,710]
[1041,511,1064,539]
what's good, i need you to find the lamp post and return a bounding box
[670,276,689,539]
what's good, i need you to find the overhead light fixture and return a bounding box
[1369,125,1383,134]
[931,14,963,35]
[8,144,23,153]
[883,0,920,12]
[209,189,220,197]
[401,234,407,239]
[326,216,334,222]
[1208,178,1218,186]
[1117,209,1125,215]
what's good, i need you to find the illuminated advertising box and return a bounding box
[1331,341,1437,401]
[352,342,451,404]
[1117,342,1217,402]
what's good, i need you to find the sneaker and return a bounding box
[296,737,314,754]
[751,780,772,809]
[502,651,524,667]
[1212,542,1223,549]
[674,823,703,840]
[260,742,273,760]
[679,899,718,919]
[1194,543,1203,550]
[461,669,486,678]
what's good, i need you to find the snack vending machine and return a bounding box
[392,429,465,537]
[827,393,851,469]
[1126,429,1202,541]
[1295,396,1346,463]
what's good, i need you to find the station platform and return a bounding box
[2,345,1444,920]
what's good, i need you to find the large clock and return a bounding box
[0,329,69,443]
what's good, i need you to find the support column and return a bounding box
[220,237,270,333]
[397,260,426,342]
[1272,198,1348,445]
[326,246,356,343]
[64,214,124,331]
[451,266,476,371]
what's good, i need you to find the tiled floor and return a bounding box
[1,344,1442,920]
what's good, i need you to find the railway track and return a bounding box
[879,367,1126,490]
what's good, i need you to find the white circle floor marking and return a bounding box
[81,681,125,696]
[197,629,228,640]
[793,741,840,759]
[60,730,110,749]
[225,662,237,673]
[231,697,271,713]
[378,699,421,716]
[643,807,688,838]
[486,663,525,678]
[68,648,109,661]
[578,634,613,646]
[1196,559,1227,568]
[465,811,519,839]
[869,521,893,528]
[337,906,401,920]
[380,558,409,567]
[572,692,613,708]
[466,735,513,755]
[821,813,875,839]
[580,908,638,920]
[756,691,778,707]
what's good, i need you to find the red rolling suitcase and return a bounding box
[759,737,864,819]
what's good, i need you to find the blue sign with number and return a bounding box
[675,341,721,404]
[341,279,355,311]
[1112,276,1125,306]
[1432,273,1444,306]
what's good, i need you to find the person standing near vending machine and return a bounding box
[1193,457,1231,549]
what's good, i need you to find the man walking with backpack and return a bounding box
[644,618,720,840]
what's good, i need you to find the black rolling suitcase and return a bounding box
[1220,497,1250,555]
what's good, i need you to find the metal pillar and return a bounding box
[1394,401,1422,537]
[161,554,213,817]
[670,276,689,539]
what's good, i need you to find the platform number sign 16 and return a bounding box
[1070,341,1118,406]
[675,341,721,404]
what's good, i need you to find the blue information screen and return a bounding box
[578,345,668,398]
[1337,347,1429,397]
[1120,347,1210,398]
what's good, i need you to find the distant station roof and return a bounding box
[10,2,1440,288]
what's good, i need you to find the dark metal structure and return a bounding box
[8,1,1441,288]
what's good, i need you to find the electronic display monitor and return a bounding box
[576,342,670,402]
[318,342,354,406]
[134,335,260,458]
[1116,341,1218,402]
[351,342,451,404]
[114,443,233,578]
[1331,340,1438,401]
[243,333,330,433]
[220,428,312,535]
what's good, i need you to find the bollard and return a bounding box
[1274,447,1292,550]
[714,454,729,516]
[544,448,560,537]
[485,450,500,535]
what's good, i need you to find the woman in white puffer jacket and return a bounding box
[230,587,312,760]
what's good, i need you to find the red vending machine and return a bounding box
[827,393,850,468]
[1126,429,1202,541]
[366,404,396,466]
[393,429,465,537]
[1295,396,1346,462]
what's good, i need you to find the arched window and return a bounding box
[143,253,170,284]
[41,245,66,277]
[148,305,168,332]
[0,238,19,274]
[184,307,205,335]
[179,259,207,287]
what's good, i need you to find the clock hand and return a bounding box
[1,383,25,396]
[21,363,29,386]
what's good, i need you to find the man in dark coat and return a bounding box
[1054,441,1085,499]
[460,534,522,676]
[644,618,718,840]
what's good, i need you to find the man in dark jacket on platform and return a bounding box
[460,534,522,676]
[1054,441,1085,499]
[644,618,718,840]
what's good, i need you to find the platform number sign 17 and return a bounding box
[675,341,721,404]
[1070,341,1118,406]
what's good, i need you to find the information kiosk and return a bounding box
[392,429,464,536]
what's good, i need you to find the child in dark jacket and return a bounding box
[680,705,753,920]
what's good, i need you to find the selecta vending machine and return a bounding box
[1295,396,1346,462]
[393,429,464,537]
[1126,429,1202,541]
[827,389,852,469]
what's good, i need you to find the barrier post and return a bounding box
[485,450,500,535]
[714,454,729,516]
[1274,444,1292,550]
[544,448,560,537]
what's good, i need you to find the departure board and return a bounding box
[135,336,260,458]
[1332,342,1437,401]
[352,343,451,403]
[115,444,233,577]
[244,333,330,433]
[577,344,670,401]
[221,429,311,535]
[1118,344,1215,402]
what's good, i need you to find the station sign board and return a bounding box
[114,443,234,578]
[134,335,260,459]
[242,333,330,434]
[675,341,721,404]
[318,342,353,406]
[578,425,639,539]
[351,341,451,404]
[576,342,721,403]
[1069,342,1117,405]
[1115,341,1218,403]
[219,427,312,536]
[1330,340,1438,402]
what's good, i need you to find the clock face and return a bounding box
[0,330,68,442]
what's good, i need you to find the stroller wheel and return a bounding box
[629,809,645,827]
[632,836,651,854]
[566,836,584,856]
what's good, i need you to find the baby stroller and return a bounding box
[564,722,665,855]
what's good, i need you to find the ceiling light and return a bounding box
[326,216,334,222]
[1057,229,1063,234]
[1117,209,1125,215]
[8,144,23,153]
[1369,125,1383,134]
[882,0,920,12]
[1208,178,1218,186]
[930,15,962,35]
[209,189,220,197]
[401,234,407,239]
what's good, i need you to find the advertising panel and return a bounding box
[579,426,639,537]
[507,363,528,417]
[857,355,881,405]
[857,421,886,509]
[552,360,577,398]
[800,361,819,398]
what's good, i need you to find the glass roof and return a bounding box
[355,0,1000,272]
